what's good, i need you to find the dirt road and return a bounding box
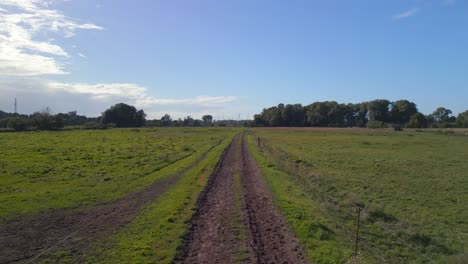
[177,135,306,264]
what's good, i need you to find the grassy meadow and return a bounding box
[51,135,232,264]
[0,127,237,221]
[248,128,468,263]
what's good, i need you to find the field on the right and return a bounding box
[248,128,468,263]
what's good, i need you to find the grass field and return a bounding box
[82,137,231,264]
[2,127,467,263]
[0,128,237,221]
[247,128,468,263]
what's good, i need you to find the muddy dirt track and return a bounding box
[176,135,306,264]
[0,147,215,264]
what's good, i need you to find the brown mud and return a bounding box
[176,135,307,264]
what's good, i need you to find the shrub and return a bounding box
[7,117,30,131]
[367,120,385,129]
[82,121,107,130]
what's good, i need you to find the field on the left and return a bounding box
[0,127,237,263]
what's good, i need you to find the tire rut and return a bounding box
[0,143,219,264]
[177,134,307,264]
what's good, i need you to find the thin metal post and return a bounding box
[354,207,362,262]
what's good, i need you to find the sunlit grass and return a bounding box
[0,127,237,221]
[248,129,468,263]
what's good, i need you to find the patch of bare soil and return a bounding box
[0,147,216,264]
[176,135,307,264]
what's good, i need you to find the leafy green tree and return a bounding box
[101,103,146,127]
[253,113,267,126]
[406,113,427,128]
[429,107,453,128]
[31,108,64,130]
[367,120,385,128]
[7,117,30,131]
[182,116,194,126]
[306,101,339,126]
[431,107,452,123]
[0,118,8,128]
[456,110,468,128]
[202,115,213,125]
[390,100,418,124]
[367,99,390,122]
[160,114,172,126]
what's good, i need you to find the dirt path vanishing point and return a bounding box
[176,135,307,264]
[0,144,219,264]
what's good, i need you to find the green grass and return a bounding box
[248,128,468,263]
[0,127,237,221]
[81,138,232,264]
[247,134,353,264]
[232,171,250,262]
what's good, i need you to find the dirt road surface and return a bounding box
[177,135,307,264]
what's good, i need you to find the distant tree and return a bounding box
[456,110,468,128]
[160,114,172,126]
[291,104,306,126]
[202,115,213,125]
[366,120,386,129]
[253,113,267,126]
[101,103,146,127]
[193,119,202,126]
[431,107,452,123]
[429,107,453,128]
[390,100,418,124]
[406,113,427,128]
[56,111,89,126]
[0,117,9,128]
[0,110,7,119]
[306,101,343,126]
[7,117,30,131]
[367,99,390,123]
[182,116,194,126]
[31,108,64,130]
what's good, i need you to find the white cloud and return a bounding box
[0,77,237,118]
[78,52,86,58]
[0,0,102,76]
[47,81,236,107]
[393,8,419,20]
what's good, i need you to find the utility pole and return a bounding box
[354,207,362,262]
[14,97,17,113]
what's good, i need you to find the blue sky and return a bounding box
[0,0,467,119]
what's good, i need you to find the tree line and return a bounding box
[2,100,467,131]
[253,99,468,128]
[0,103,229,131]
[0,103,143,131]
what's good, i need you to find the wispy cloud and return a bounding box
[393,8,419,20]
[0,77,238,118]
[0,0,102,76]
[78,52,87,58]
[47,81,237,107]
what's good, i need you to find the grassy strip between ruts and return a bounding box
[72,136,233,264]
[246,133,356,264]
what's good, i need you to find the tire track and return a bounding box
[177,134,307,264]
[0,143,220,264]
